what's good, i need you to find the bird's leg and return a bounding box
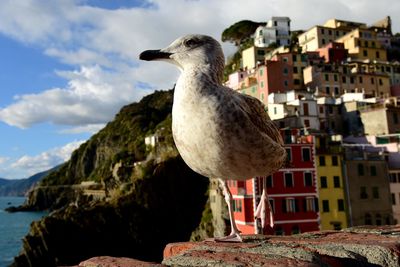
[215,178,242,242]
[254,186,274,233]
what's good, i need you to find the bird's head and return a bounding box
[139,34,225,81]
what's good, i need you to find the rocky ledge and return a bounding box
[75,225,400,267]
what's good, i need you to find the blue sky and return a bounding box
[0,0,399,179]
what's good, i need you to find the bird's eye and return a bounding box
[183,39,199,47]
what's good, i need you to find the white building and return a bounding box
[254,17,291,48]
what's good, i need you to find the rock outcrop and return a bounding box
[12,156,209,267]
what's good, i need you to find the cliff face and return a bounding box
[13,156,209,267]
[11,89,211,266]
[42,89,174,187]
[18,90,175,211]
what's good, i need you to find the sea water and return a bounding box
[0,197,46,267]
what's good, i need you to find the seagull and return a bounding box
[140,34,286,242]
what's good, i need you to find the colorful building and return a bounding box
[226,129,320,235]
[315,135,348,230]
[336,28,388,61]
[254,17,291,48]
[342,144,394,226]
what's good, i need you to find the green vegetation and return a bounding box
[41,90,175,187]
[221,20,264,46]
[222,20,265,81]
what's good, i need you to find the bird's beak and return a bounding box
[139,49,172,61]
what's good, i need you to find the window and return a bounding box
[284,172,294,187]
[372,187,379,199]
[333,176,340,188]
[333,223,342,230]
[302,148,311,162]
[358,163,364,176]
[259,69,263,76]
[376,51,380,59]
[275,226,284,235]
[359,76,363,83]
[334,87,339,95]
[319,106,324,114]
[326,87,330,94]
[350,77,355,84]
[305,197,316,212]
[325,74,329,81]
[260,81,264,88]
[291,225,300,234]
[304,119,310,127]
[334,74,338,82]
[304,172,313,187]
[283,198,297,213]
[293,54,297,61]
[321,28,325,34]
[360,186,368,199]
[232,199,242,212]
[294,79,300,85]
[338,199,345,211]
[283,68,288,75]
[322,200,330,212]
[365,213,372,225]
[320,176,328,188]
[332,156,338,166]
[303,103,309,115]
[379,78,383,85]
[293,66,298,73]
[342,76,346,83]
[392,193,396,205]
[363,50,368,57]
[390,173,397,183]
[273,107,277,114]
[285,148,292,163]
[319,156,326,166]
[266,175,273,188]
[393,113,399,124]
[376,214,382,225]
[370,165,377,176]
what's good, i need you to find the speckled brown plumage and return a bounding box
[140,34,286,242]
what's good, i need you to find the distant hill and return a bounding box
[0,168,57,196]
[0,178,12,187]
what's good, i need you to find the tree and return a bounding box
[221,20,265,46]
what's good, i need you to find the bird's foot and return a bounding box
[214,232,243,242]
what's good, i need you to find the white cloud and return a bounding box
[58,123,106,134]
[0,140,85,179]
[0,157,9,165]
[0,0,400,129]
[0,65,152,128]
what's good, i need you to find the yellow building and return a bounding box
[298,19,364,52]
[336,28,387,61]
[315,135,348,230]
[241,46,271,70]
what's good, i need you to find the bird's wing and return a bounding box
[236,93,284,146]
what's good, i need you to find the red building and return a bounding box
[256,53,295,100]
[317,42,348,64]
[228,128,320,235]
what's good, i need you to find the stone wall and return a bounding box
[74,225,400,267]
